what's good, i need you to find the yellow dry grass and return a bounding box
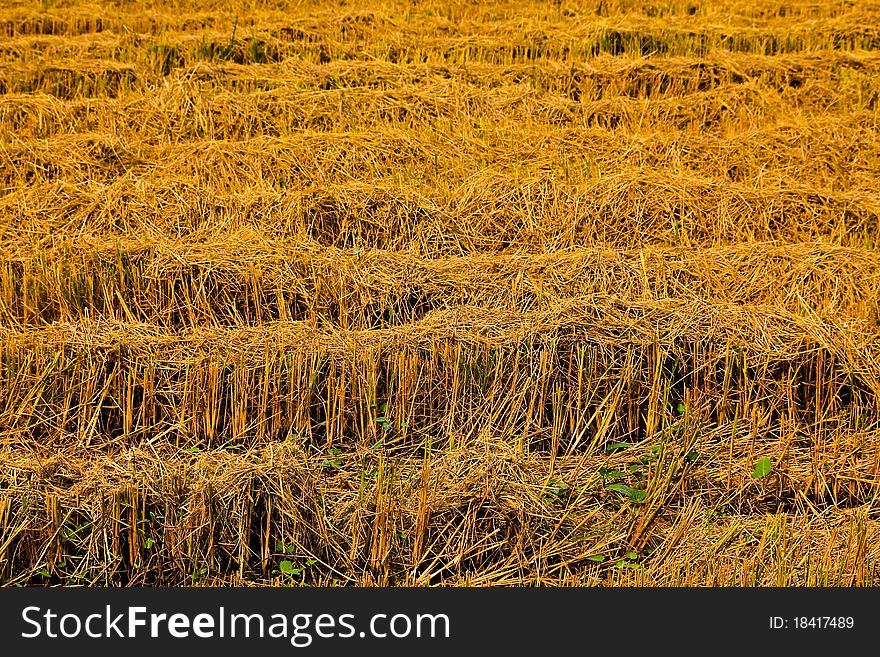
[1,0,880,586]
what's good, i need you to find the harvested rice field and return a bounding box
[2,0,880,586]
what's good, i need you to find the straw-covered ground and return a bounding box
[2,0,880,586]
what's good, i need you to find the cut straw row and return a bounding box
[2,299,878,450]
[2,175,877,251]
[4,48,880,101]
[1,441,878,585]
[4,116,878,190]
[1,241,879,327]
